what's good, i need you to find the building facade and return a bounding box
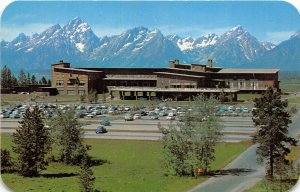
[51,60,279,101]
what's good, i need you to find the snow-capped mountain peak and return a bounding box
[223,25,248,39]
[38,24,62,39]
[11,32,30,46]
[62,17,100,52]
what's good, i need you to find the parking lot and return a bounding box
[1,103,256,142]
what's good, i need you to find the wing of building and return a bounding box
[51,59,279,101]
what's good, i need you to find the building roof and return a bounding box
[218,68,279,74]
[104,77,157,80]
[109,86,239,93]
[154,72,205,78]
[54,67,103,73]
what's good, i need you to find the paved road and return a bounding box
[0,117,255,142]
[188,145,264,192]
[187,110,300,192]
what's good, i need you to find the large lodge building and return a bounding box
[51,59,279,101]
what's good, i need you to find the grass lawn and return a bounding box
[237,94,260,102]
[1,94,81,104]
[288,97,300,104]
[1,133,251,192]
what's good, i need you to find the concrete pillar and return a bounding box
[136,91,138,100]
[148,92,151,100]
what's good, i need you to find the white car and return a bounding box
[133,114,141,119]
[166,116,175,120]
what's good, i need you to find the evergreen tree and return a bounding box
[160,94,223,176]
[40,76,47,84]
[47,79,51,85]
[252,87,297,180]
[1,149,14,173]
[47,108,85,165]
[13,107,51,177]
[11,75,19,87]
[18,69,26,86]
[1,65,12,88]
[26,72,31,84]
[31,75,37,85]
[78,153,96,192]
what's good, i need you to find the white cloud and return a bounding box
[0,23,53,41]
[265,31,295,44]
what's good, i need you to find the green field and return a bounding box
[280,79,300,93]
[1,133,251,192]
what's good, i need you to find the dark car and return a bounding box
[96,126,107,134]
[100,117,111,126]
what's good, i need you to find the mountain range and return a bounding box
[1,17,300,73]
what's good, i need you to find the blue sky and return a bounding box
[1,1,299,44]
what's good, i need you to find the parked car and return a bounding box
[150,114,159,120]
[124,114,134,121]
[86,113,96,118]
[159,111,167,117]
[10,113,20,119]
[166,115,175,120]
[96,126,107,134]
[100,117,111,126]
[133,114,141,119]
[242,107,249,113]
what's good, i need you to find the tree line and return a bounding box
[1,65,51,89]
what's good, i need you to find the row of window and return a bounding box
[225,79,259,89]
[170,85,196,88]
[56,80,85,86]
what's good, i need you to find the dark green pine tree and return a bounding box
[252,87,297,180]
[13,106,51,177]
[40,76,47,85]
[11,75,19,87]
[1,65,12,88]
[78,153,96,192]
[31,75,37,85]
[1,149,14,173]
